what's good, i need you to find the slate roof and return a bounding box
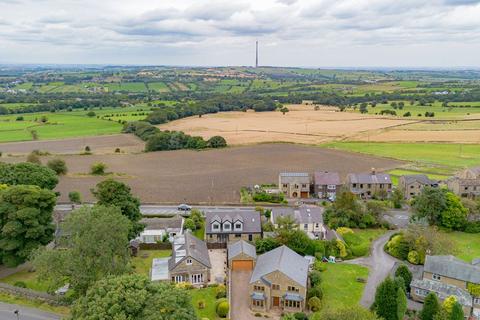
[168,232,211,271]
[205,211,261,234]
[228,240,257,260]
[141,217,183,231]
[424,255,480,284]
[468,166,480,177]
[271,206,323,225]
[347,172,392,184]
[411,279,473,307]
[314,171,341,186]
[279,172,309,177]
[279,172,310,183]
[250,245,309,288]
[402,174,438,185]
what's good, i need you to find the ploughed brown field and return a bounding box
[22,144,401,204]
[0,134,145,155]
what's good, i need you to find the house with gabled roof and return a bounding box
[399,174,439,200]
[314,171,342,200]
[205,211,262,245]
[228,240,257,271]
[347,168,392,199]
[447,166,480,199]
[279,172,311,199]
[411,255,480,318]
[249,245,309,312]
[271,206,325,239]
[165,231,211,287]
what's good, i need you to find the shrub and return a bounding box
[307,286,323,300]
[68,191,82,204]
[407,250,420,264]
[336,227,354,236]
[86,111,96,117]
[350,243,369,257]
[216,301,229,318]
[183,218,196,231]
[215,298,227,310]
[294,312,308,320]
[465,221,480,233]
[90,162,107,175]
[26,152,41,165]
[115,148,121,153]
[84,146,91,153]
[310,270,322,287]
[215,284,227,299]
[208,136,227,148]
[14,281,26,288]
[308,296,322,311]
[198,299,206,309]
[47,158,67,175]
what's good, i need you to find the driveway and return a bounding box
[209,249,227,284]
[230,270,256,320]
[346,230,398,308]
[383,208,411,228]
[0,302,62,320]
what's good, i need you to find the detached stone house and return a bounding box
[249,245,309,312]
[205,211,262,244]
[347,169,392,199]
[271,206,325,239]
[279,172,311,199]
[411,255,480,318]
[399,175,439,200]
[314,171,342,200]
[447,167,480,199]
[152,232,211,287]
[138,216,184,243]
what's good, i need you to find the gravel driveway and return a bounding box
[209,249,227,284]
[231,270,257,320]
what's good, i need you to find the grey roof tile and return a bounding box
[228,240,257,260]
[206,211,261,234]
[424,255,480,284]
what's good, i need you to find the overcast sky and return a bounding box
[1,0,480,67]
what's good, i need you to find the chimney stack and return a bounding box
[371,168,376,175]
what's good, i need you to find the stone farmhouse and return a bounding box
[271,206,325,239]
[398,175,439,200]
[411,255,480,319]
[279,172,311,199]
[346,169,392,199]
[314,171,342,200]
[447,167,480,199]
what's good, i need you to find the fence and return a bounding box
[0,282,65,305]
[207,242,227,249]
[139,242,172,250]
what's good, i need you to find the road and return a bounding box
[55,204,261,216]
[0,302,62,320]
[346,230,398,308]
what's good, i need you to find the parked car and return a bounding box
[178,204,192,211]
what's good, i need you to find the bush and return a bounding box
[215,284,227,299]
[84,146,91,153]
[183,218,196,231]
[307,286,323,300]
[208,136,227,148]
[86,111,96,117]
[350,243,369,257]
[47,158,67,175]
[464,221,480,233]
[308,297,322,312]
[115,148,121,153]
[215,298,227,310]
[198,299,206,309]
[68,191,82,204]
[216,301,229,318]
[310,270,322,287]
[26,152,41,165]
[90,163,107,175]
[14,281,27,288]
[407,250,420,264]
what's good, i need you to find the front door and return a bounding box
[272,296,280,307]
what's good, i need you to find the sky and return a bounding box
[1,0,480,67]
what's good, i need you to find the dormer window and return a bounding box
[234,222,243,231]
[223,222,231,231]
[212,222,220,231]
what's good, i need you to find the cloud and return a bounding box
[0,0,479,66]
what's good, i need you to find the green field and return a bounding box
[387,169,451,185]
[323,142,480,169]
[444,231,480,262]
[147,82,170,92]
[0,269,50,292]
[320,263,369,309]
[190,287,219,320]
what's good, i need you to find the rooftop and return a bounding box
[228,240,257,260]
[347,172,392,184]
[271,206,323,225]
[402,174,438,185]
[412,279,472,307]
[314,171,341,185]
[151,257,170,281]
[168,232,211,271]
[424,255,480,284]
[206,210,261,234]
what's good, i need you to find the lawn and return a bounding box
[131,249,171,276]
[352,228,388,247]
[320,263,369,309]
[322,142,480,169]
[190,287,218,320]
[0,292,70,316]
[443,231,480,263]
[0,269,50,292]
[341,228,387,258]
[387,169,451,185]
[193,225,205,240]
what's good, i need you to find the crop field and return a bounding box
[158,106,415,145]
[2,144,401,203]
[147,82,170,92]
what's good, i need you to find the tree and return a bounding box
[449,302,464,320]
[441,192,467,230]
[359,103,368,114]
[32,206,132,295]
[420,292,440,320]
[207,136,227,148]
[68,191,82,204]
[395,265,412,293]
[90,162,107,175]
[71,274,196,320]
[47,158,67,175]
[275,215,297,229]
[255,237,281,254]
[412,187,447,225]
[92,179,143,238]
[183,218,196,231]
[396,284,407,320]
[391,188,404,209]
[310,306,379,320]
[86,111,96,117]
[373,277,399,320]
[0,162,58,190]
[0,185,56,267]
[442,296,457,315]
[280,106,289,115]
[216,300,229,318]
[308,296,322,311]
[190,209,204,229]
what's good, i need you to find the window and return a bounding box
[465,186,469,191]
[360,184,364,188]
[234,223,243,231]
[379,184,383,189]
[254,285,264,291]
[287,286,299,292]
[235,234,241,238]
[410,185,414,189]
[368,184,372,188]
[327,185,336,190]
[223,222,231,231]
[272,284,280,290]
[432,274,441,281]
[315,223,319,228]
[353,183,357,188]
[415,288,429,297]
[253,299,264,307]
[248,234,253,241]
[283,184,288,188]
[186,259,192,265]
[209,234,213,239]
[191,274,203,284]
[302,184,307,188]
[212,223,220,231]
[474,297,480,305]
[285,300,300,308]
[173,275,184,283]
[294,184,299,189]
